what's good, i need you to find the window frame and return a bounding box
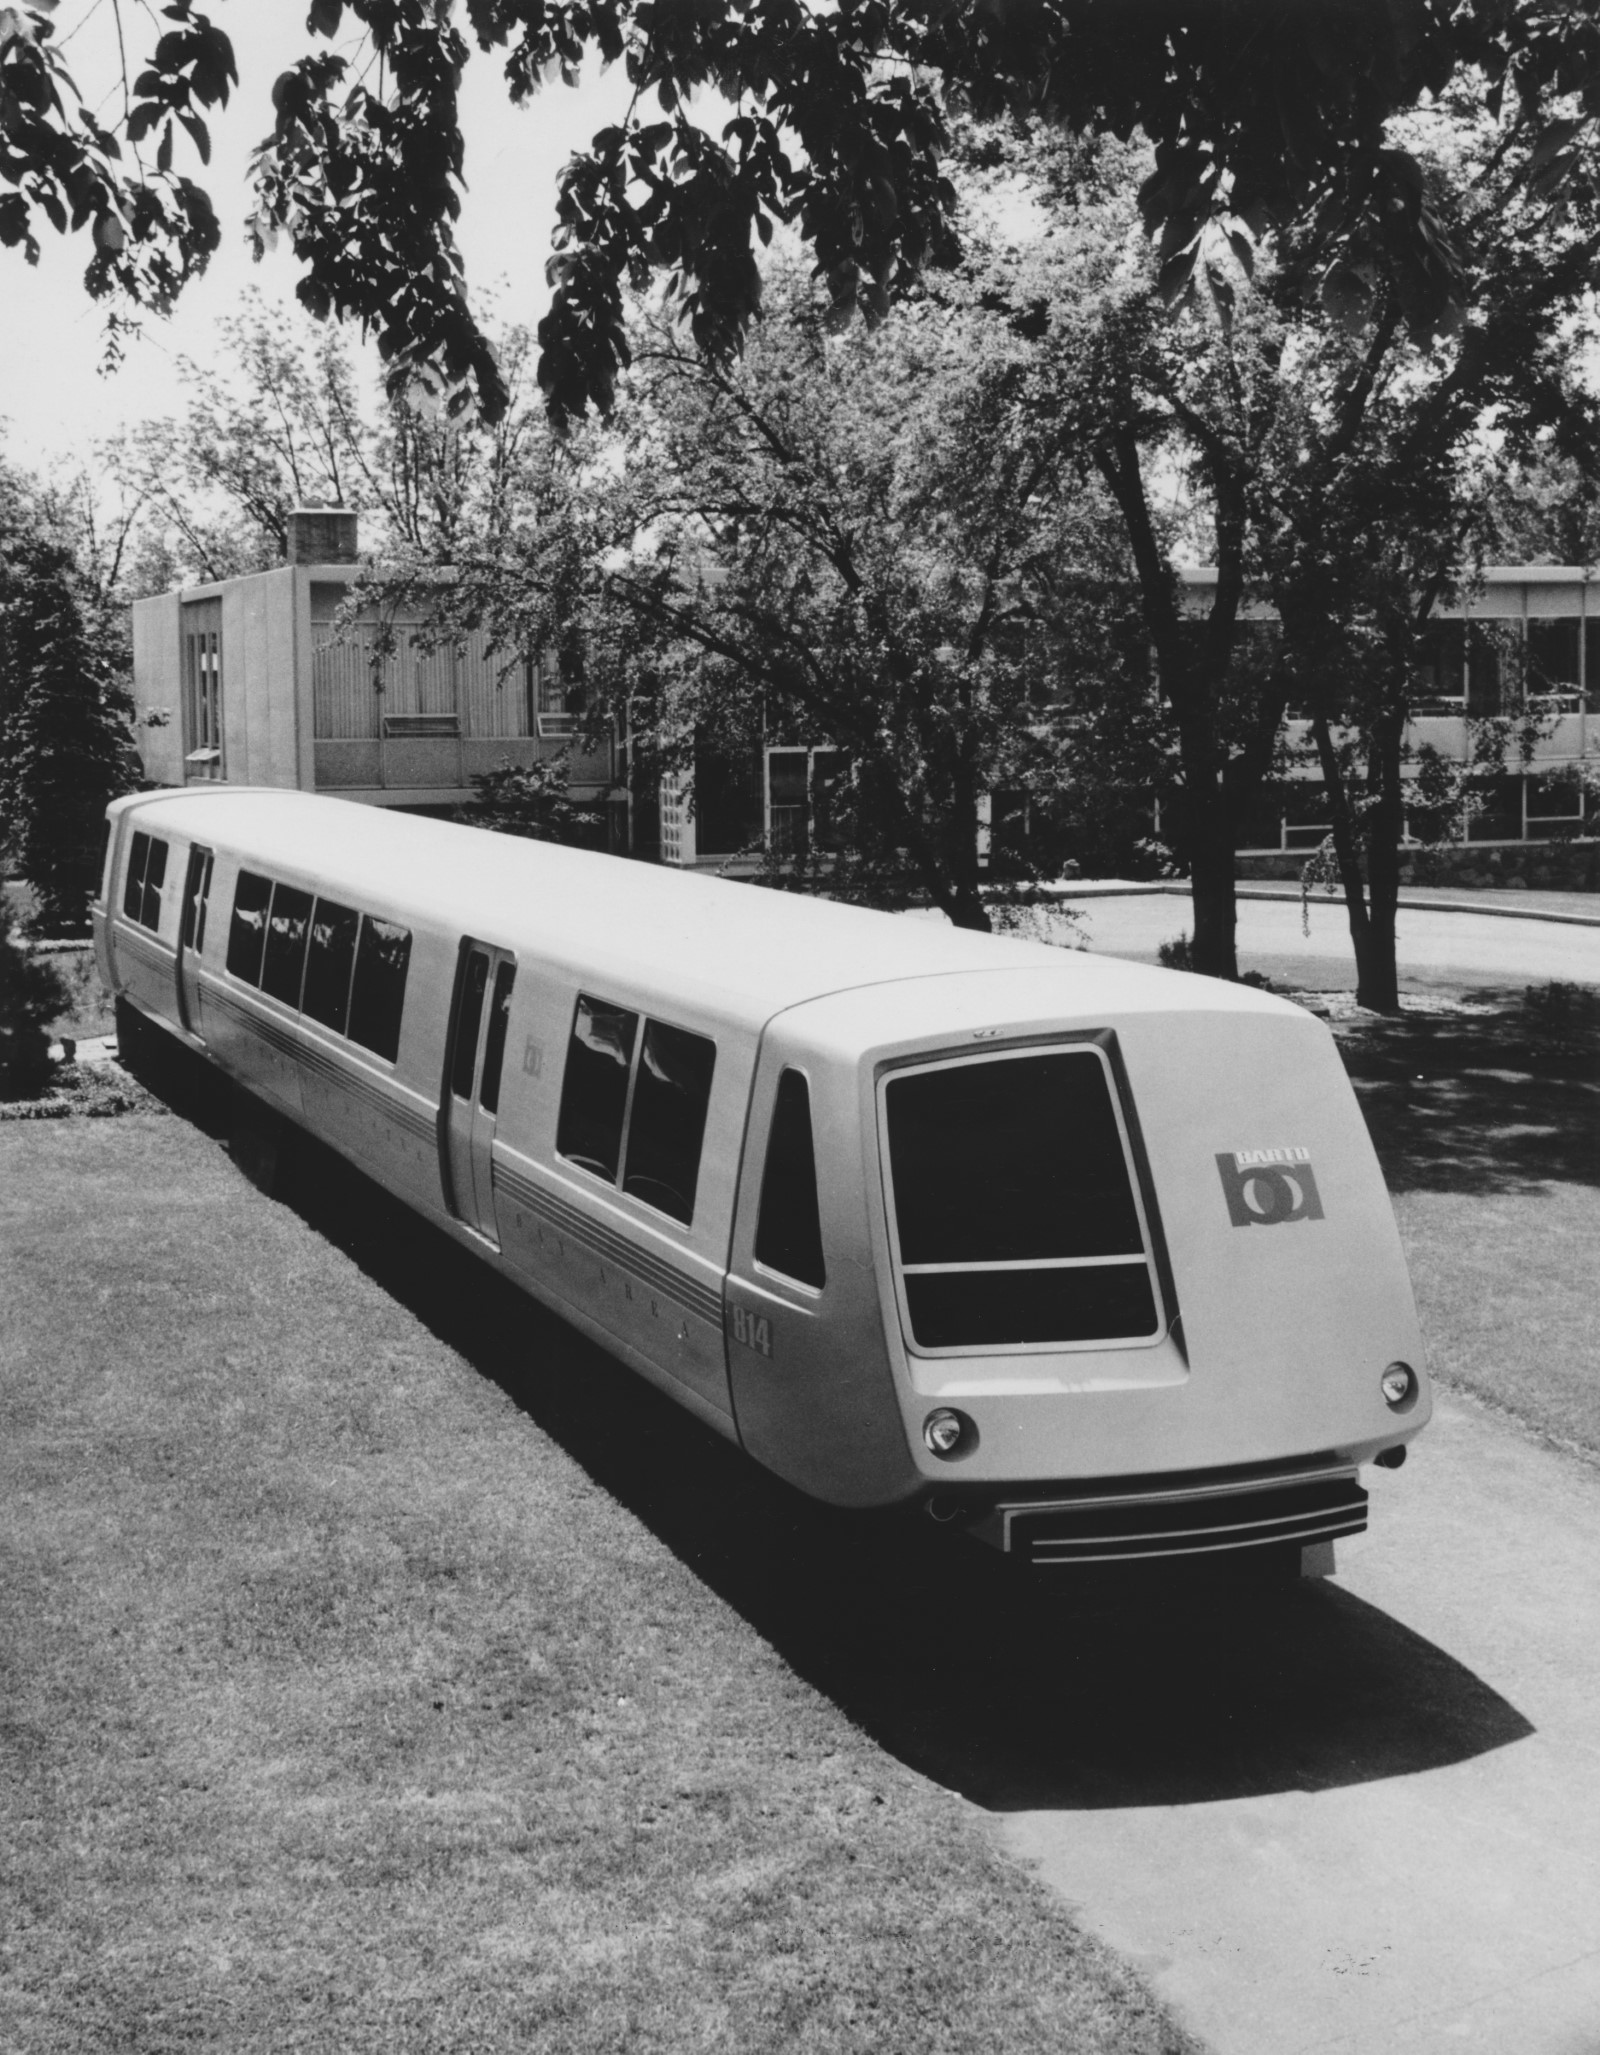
[875,1037,1168,1358]
[556,992,717,1229]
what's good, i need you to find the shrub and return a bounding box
[0,896,66,1098]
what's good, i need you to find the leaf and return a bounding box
[308,0,342,36]
[178,109,210,164]
[1157,246,1197,307]
[157,120,172,173]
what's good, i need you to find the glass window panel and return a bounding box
[123,831,149,921]
[886,1053,1142,1265]
[1526,773,1584,823]
[1466,775,1522,843]
[139,837,168,929]
[451,950,490,1101]
[226,869,273,985]
[260,884,313,1006]
[1412,621,1465,711]
[347,916,412,1062]
[556,995,639,1184]
[302,899,359,1035]
[622,1018,716,1225]
[479,961,515,1115]
[1527,618,1580,699]
[755,1069,825,1287]
[1467,622,1507,716]
[904,1264,1158,1350]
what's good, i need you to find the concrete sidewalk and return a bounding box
[1058,878,1600,927]
[1005,1392,1600,2055]
[1051,891,1600,991]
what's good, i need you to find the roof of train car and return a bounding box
[113,787,1292,1031]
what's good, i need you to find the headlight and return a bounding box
[923,1407,977,1459]
[1380,1362,1419,1410]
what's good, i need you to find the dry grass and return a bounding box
[0,1110,1196,2055]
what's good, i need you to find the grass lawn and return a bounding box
[2,976,1592,2053]
[0,1103,1197,2055]
[1326,983,1600,1458]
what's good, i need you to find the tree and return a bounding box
[0,893,66,1098]
[0,463,137,933]
[108,295,553,590]
[9,2,1600,425]
[1234,98,1600,1010]
[424,261,1129,929]
[954,104,1600,998]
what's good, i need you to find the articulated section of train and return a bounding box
[95,787,1430,1571]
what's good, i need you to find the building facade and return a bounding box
[129,509,616,825]
[1182,566,1597,867]
[129,526,1598,881]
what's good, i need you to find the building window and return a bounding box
[1526,772,1585,833]
[766,746,846,855]
[182,611,223,779]
[1527,620,1583,713]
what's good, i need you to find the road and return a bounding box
[1055,888,1600,991]
[1002,1393,1600,2055]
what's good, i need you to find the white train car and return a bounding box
[94,787,1430,1570]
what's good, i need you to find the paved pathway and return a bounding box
[1004,1393,1600,2055]
[1054,890,1600,991]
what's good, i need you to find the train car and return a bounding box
[94,786,1430,1572]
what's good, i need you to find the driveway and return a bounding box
[1003,1393,1600,2054]
[1059,889,1600,992]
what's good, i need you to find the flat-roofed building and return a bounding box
[129,508,618,831]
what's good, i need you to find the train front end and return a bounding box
[727,962,1428,1571]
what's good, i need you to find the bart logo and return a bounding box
[1216,1147,1325,1227]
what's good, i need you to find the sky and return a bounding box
[1,2,639,473]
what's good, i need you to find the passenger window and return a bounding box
[347,916,411,1062]
[123,832,149,921]
[755,1069,826,1287]
[260,884,313,1006]
[622,1020,715,1226]
[479,962,516,1116]
[302,899,359,1035]
[556,995,639,1184]
[226,869,273,985]
[141,837,168,930]
[451,950,490,1100]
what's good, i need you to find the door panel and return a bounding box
[176,843,214,1037]
[442,941,516,1242]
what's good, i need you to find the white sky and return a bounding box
[1,3,639,472]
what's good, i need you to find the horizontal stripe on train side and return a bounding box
[113,923,174,974]
[203,980,436,1143]
[493,1157,724,1328]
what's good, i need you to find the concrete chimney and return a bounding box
[286,507,359,565]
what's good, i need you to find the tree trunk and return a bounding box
[945,874,992,933]
[1187,810,1240,979]
[1353,718,1404,1014]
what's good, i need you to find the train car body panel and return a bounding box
[92,788,1430,1560]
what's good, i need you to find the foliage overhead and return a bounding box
[10,2,1600,422]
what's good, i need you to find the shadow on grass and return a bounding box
[1338,986,1600,1196]
[129,1032,1535,1815]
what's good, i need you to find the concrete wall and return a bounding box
[129,593,184,785]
